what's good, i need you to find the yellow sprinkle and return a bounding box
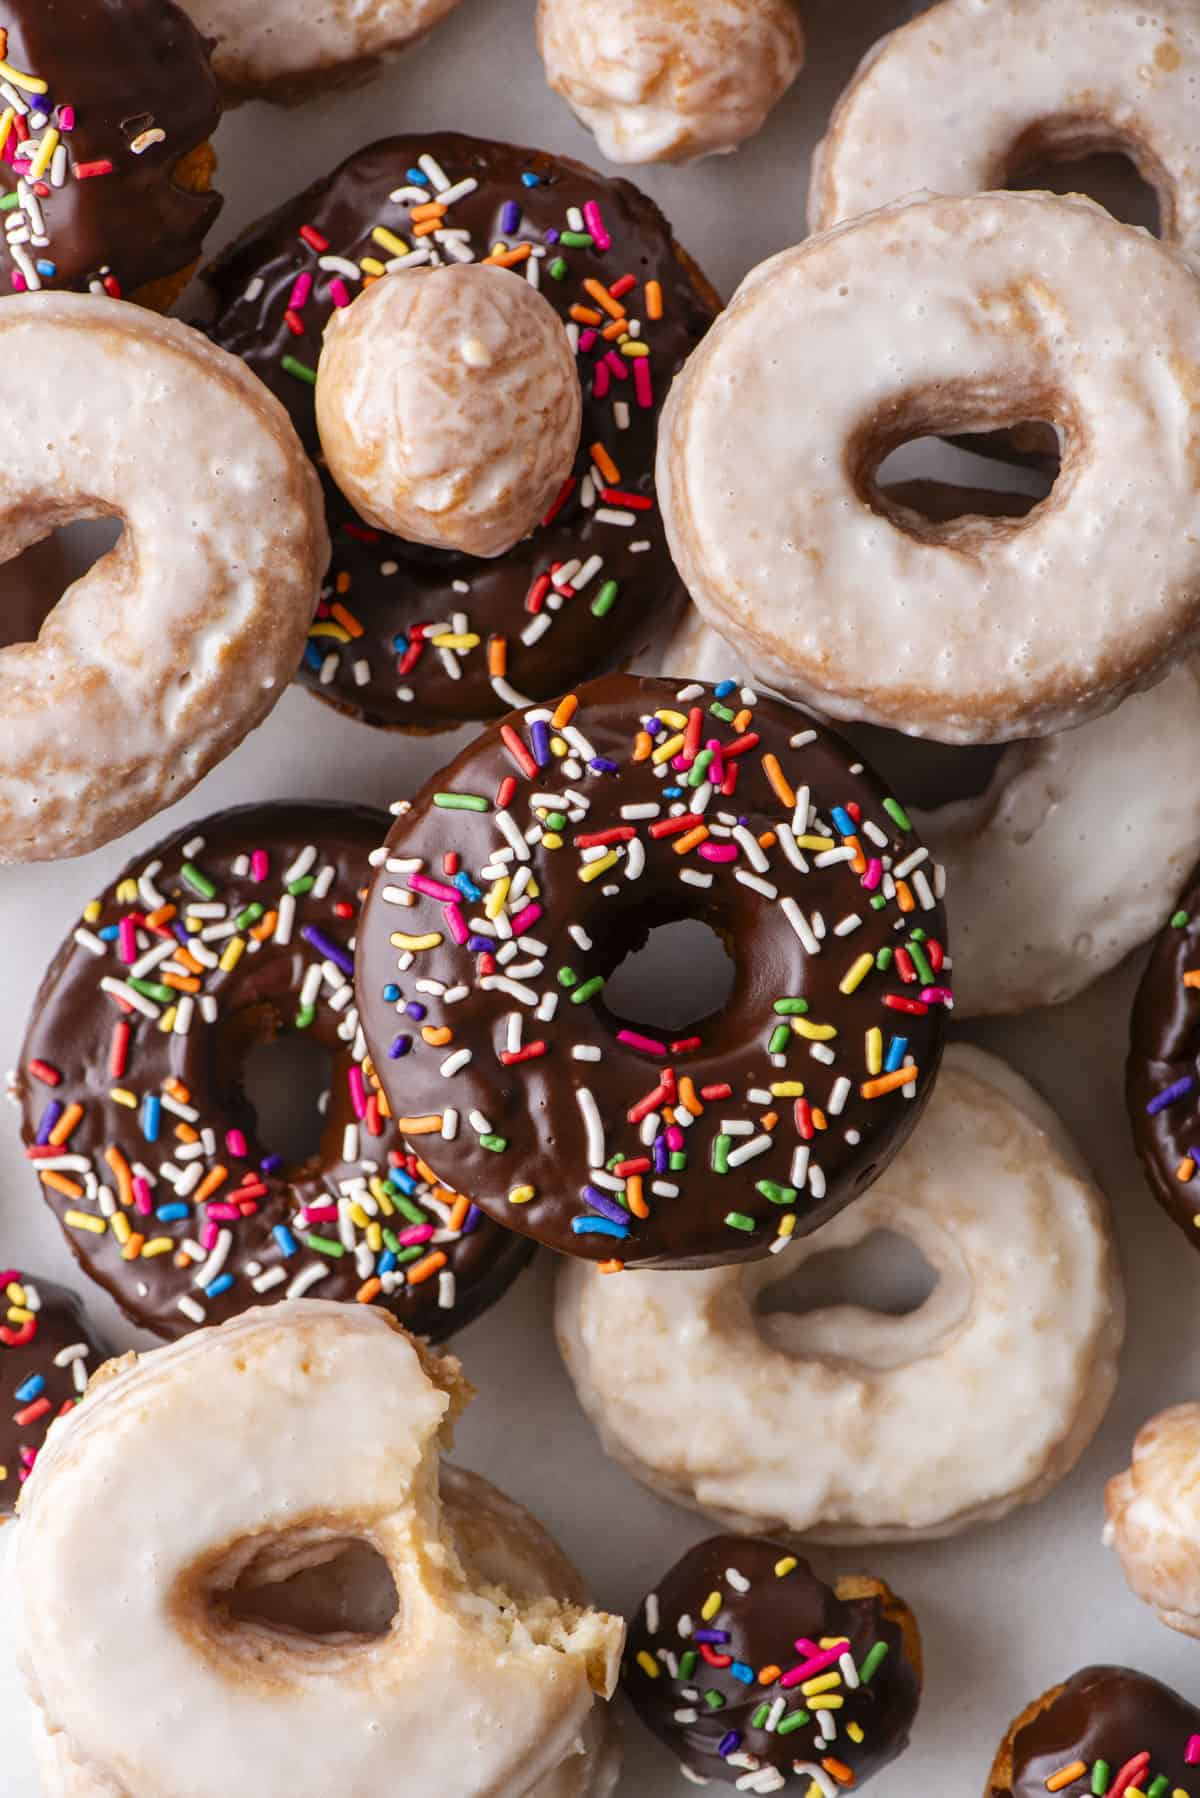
[769,1082,805,1097]
[776,1214,796,1240]
[791,1018,837,1041]
[657,709,688,728]
[0,108,14,156]
[508,1185,536,1205]
[635,1651,659,1679]
[219,936,246,973]
[542,833,564,850]
[64,1210,106,1235]
[7,1306,32,1324]
[774,1556,798,1577]
[651,730,686,765]
[366,1221,383,1253]
[159,1006,177,1034]
[109,1087,138,1108]
[818,1637,850,1649]
[579,851,620,883]
[526,877,541,899]
[308,621,351,642]
[369,1177,396,1217]
[550,734,569,757]
[111,1212,131,1246]
[802,1671,842,1697]
[390,931,444,952]
[360,256,386,276]
[116,879,139,904]
[0,59,48,92]
[485,877,510,919]
[5,1283,25,1307]
[83,898,103,924]
[430,632,480,651]
[866,1026,883,1076]
[349,1202,371,1230]
[796,835,835,851]
[838,953,874,995]
[620,341,651,357]
[29,125,58,179]
[371,226,409,257]
[847,1723,864,1744]
[141,1238,175,1258]
[700,1590,723,1622]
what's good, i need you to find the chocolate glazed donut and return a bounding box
[0,1268,103,1513]
[16,803,532,1340]
[987,1666,1200,1796]
[201,133,720,730]
[1127,863,1200,1245]
[357,674,951,1269]
[0,0,221,300]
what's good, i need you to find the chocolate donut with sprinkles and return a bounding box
[987,1666,1200,1798]
[0,0,221,304]
[0,1268,102,1515]
[15,803,532,1341]
[357,674,952,1269]
[625,1535,921,1793]
[200,133,720,730]
[1127,860,1200,1249]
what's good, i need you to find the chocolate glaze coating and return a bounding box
[200,132,719,730]
[357,674,950,1268]
[1127,863,1200,1245]
[989,1666,1200,1796]
[17,802,532,1341]
[626,1536,920,1788]
[0,0,221,296]
[0,1268,103,1514]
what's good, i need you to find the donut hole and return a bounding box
[756,1228,938,1322]
[234,1026,335,1171]
[1003,120,1164,236]
[597,914,736,1036]
[0,516,124,650]
[218,1537,399,1642]
[872,437,1056,527]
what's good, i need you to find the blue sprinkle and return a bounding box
[884,1035,908,1074]
[379,1250,397,1274]
[406,167,429,185]
[730,1663,755,1686]
[645,716,663,736]
[714,678,737,698]
[14,1374,45,1404]
[1148,1075,1195,1116]
[589,757,619,774]
[303,641,324,672]
[571,1216,628,1239]
[389,1169,419,1197]
[500,199,521,234]
[663,786,684,799]
[383,983,401,1002]
[392,633,408,654]
[521,171,540,187]
[157,1201,190,1223]
[98,924,120,941]
[718,1733,742,1758]
[452,871,482,902]
[141,1092,162,1143]
[204,1273,235,1298]
[832,806,856,838]
[273,1224,299,1258]
[389,1034,412,1059]
[35,260,56,278]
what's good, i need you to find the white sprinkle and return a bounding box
[815,846,856,868]
[176,1295,206,1325]
[286,1263,331,1300]
[242,275,265,302]
[73,928,107,957]
[828,1076,851,1116]
[862,819,889,848]
[791,1145,810,1188]
[573,1043,602,1061]
[732,826,769,872]
[736,871,777,899]
[625,838,646,879]
[172,995,194,1036]
[418,152,450,190]
[441,1109,459,1141]
[809,1165,827,1199]
[283,843,317,886]
[780,898,820,954]
[680,869,712,888]
[99,977,159,1019]
[577,1088,605,1170]
[727,1133,772,1167]
[440,1048,472,1077]
[809,1043,836,1065]
[438,1269,457,1310]
[789,730,817,748]
[725,1567,750,1593]
[594,507,636,526]
[274,894,296,946]
[194,1229,232,1291]
[496,810,531,861]
[252,1267,288,1294]
[913,869,937,911]
[833,914,861,936]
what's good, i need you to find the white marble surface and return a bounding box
[0,1,1193,1792]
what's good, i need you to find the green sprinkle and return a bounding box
[750,1704,770,1730]
[688,748,714,788]
[713,1134,732,1175]
[548,257,568,280]
[1172,909,1191,928]
[669,1151,687,1172]
[235,902,265,930]
[858,1642,889,1684]
[282,354,317,385]
[559,230,594,248]
[181,861,216,899]
[709,701,735,722]
[305,1234,345,1258]
[129,978,173,1003]
[0,193,19,211]
[702,1690,725,1711]
[545,811,567,831]
[773,998,810,1015]
[1091,1762,1110,1796]
[869,893,887,910]
[433,792,489,812]
[480,1133,508,1152]
[724,1211,756,1232]
[678,1650,698,1681]
[590,579,619,618]
[883,797,912,832]
[571,976,605,1005]
[756,1180,798,1205]
[390,1194,430,1227]
[910,926,928,942]
[1146,1777,1170,1798]
[294,1004,316,1030]
[907,940,935,985]
[557,966,578,988]
[776,1710,811,1737]
[875,946,894,971]
[382,1228,402,1256]
[287,875,315,897]
[394,1245,426,1266]
[768,1024,792,1056]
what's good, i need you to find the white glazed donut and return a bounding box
[316,264,582,559]
[1105,1404,1200,1641]
[0,294,327,865]
[657,189,1200,744]
[177,0,465,100]
[658,608,1200,1016]
[536,0,805,165]
[14,1302,623,1798]
[810,0,1200,247]
[556,1044,1125,1542]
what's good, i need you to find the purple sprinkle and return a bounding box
[545,227,559,244]
[1147,1075,1195,1116]
[261,1153,285,1175]
[645,716,663,736]
[694,1629,731,1644]
[717,1733,741,1759]
[301,925,354,977]
[581,1185,629,1226]
[653,1135,668,1173]
[500,199,520,234]
[389,1035,412,1059]
[172,921,190,945]
[530,718,551,766]
[589,757,618,774]
[461,1203,482,1234]
[36,1099,64,1145]
[467,933,493,953]
[406,1001,427,1022]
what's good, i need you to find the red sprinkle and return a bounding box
[27,1059,60,1087]
[299,223,329,252]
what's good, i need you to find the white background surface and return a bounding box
[0,1,1193,1791]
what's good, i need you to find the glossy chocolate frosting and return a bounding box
[1127,863,1200,1246]
[18,802,531,1341]
[0,1267,103,1513]
[0,0,221,296]
[990,1666,1200,1796]
[356,673,950,1268]
[201,132,719,730]
[626,1535,920,1788]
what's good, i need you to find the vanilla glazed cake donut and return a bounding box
[657,189,1200,744]
[0,1269,103,1516]
[0,0,222,307]
[15,803,532,1340]
[13,1302,624,1798]
[1105,1403,1200,1641]
[986,1667,1200,1798]
[625,1536,921,1792]
[810,0,1200,248]
[0,295,327,864]
[201,133,720,731]
[357,673,952,1270]
[556,1045,1124,1540]
[663,608,1200,1017]
[178,0,465,103]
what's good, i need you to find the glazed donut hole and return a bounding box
[178,1528,402,1661]
[1001,118,1166,238]
[315,262,583,559]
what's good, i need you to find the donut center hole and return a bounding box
[600,916,736,1036]
[223,1539,399,1640]
[1005,128,1163,235]
[757,1229,938,1321]
[238,1030,335,1170]
[0,516,124,650]
[872,436,1057,524]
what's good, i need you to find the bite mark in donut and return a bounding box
[0,1268,102,1514]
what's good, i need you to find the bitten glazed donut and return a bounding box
[177,0,463,102]
[16,803,532,1340]
[658,190,1200,744]
[202,133,720,730]
[556,1045,1124,1540]
[986,1667,1200,1798]
[357,674,951,1270]
[0,0,221,306]
[664,611,1200,1016]
[14,1302,624,1798]
[537,0,805,166]
[0,1269,102,1516]
[810,0,1200,247]
[0,296,326,864]
[1124,861,1200,1249]
[1105,1404,1200,1640]
[625,1536,921,1792]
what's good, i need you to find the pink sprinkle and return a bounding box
[605,349,629,382]
[699,843,738,863]
[288,270,312,310]
[251,849,269,882]
[201,1220,219,1253]
[665,1124,684,1152]
[118,917,137,964]
[445,904,469,947]
[57,105,75,131]
[302,1204,338,1225]
[329,277,351,309]
[617,1029,667,1055]
[511,902,542,936]
[1186,1735,1200,1764]
[634,358,654,409]
[206,1203,241,1222]
[861,859,882,891]
[583,200,611,251]
[578,328,597,353]
[348,1064,367,1119]
[398,1223,435,1247]
[225,1128,248,1158]
[592,362,610,400]
[132,1176,153,1217]
[919,986,954,1007]
[409,873,460,904]
[779,1644,846,1689]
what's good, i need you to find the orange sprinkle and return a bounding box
[448,1194,472,1233]
[330,602,364,639]
[421,1024,453,1047]
[174,1251,191,1270]
[646,279,663,319]
[822,1760,854,1787]
[584,277,626,320]
[163,1078,191,1103]
[48,1101,83,1146]
[251,911,278,941]
[410,201,446,222]
[145,904,177,928]
[1178,1156,1197,1183]
[122,1232,145,1262]
[633,729,653,762]
[760,1109,779,1131]
[598,1259,625,1274]
[192,1164,229,1206]
[39,1170,83,1199]
[845,833,867,875]
[104,1145,134,1206]
[1184,970,1200,988]
[590,442,621,484]
[551,692,579,729]
[162,973,201,994]
[335,570,351,595]
[673,825,709,855]
[357,1277,384,1304]
[488,634,508,677]
[812,1108,827,1132]
[762,753,795,808]
[173,946,205,974]
[757,1665,783,1686]
[399,1116,443,1135]
[406,1249,448,1286]
[626,1175,648,1219]
[1045,1767,1087,1795]
[678,1076,703,1117]
[377,1087,393,1119]
[174,1122,199,1144]
[734,708,753,731]
[600,317,626,341]
[895,879,915,913]
[758,830,777,848]
[414,1156,440,1185]
[861,1067,919,1099]
[570,304,604,326]
[412,218,443,238]
[483,243,532,266]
